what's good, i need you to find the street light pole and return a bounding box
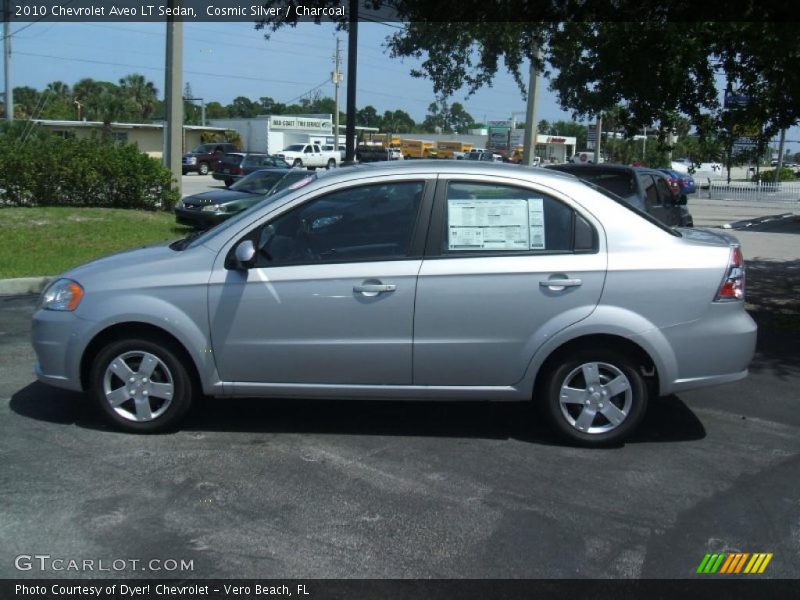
[522,49,542,166]
[4,0,13,122]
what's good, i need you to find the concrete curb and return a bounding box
[0,276,52,296]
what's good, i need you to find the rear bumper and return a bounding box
[658,306,757,395]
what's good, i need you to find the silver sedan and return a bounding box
[31,161,756,445]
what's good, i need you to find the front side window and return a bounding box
[443,182,590,254]
[253,181,425,267]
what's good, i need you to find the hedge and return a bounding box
[0,128,179,210]
[751,167,798,183]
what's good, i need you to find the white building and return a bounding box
[209,115,334,154]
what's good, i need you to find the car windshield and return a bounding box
[579,179,681,237]
[284,144,305,152]
[191,144,214,153]
[178,173,318,250]
[230,171,288,194]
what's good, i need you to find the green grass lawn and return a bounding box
[0,207,192,278]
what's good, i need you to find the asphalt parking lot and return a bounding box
[2,268,799,579]
[1,174,798,580]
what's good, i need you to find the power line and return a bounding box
[14,50,326,88]
[1,0,74,40]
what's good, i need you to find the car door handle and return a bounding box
[354,283,396,294]
[539,278,582,289]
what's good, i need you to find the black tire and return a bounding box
[326,158,336,169]
[224,177,234,187]
[198,162,210,175]
[541,348,648,447]
[89,336,194,433]
[293,159,302,168]
[182,169,188,176]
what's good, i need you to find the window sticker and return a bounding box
[528,198,546,249]
[447,198,547,251]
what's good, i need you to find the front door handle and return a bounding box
[539,278,582,291]
[354,283,397,296]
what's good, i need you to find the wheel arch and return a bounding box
[532,334,660,402]
[80,322,203,396]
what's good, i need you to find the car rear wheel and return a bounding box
[89,337,194,433]
[542,349,648,447]
[198,162,209,175]
[224,177,234,187]
[326,158,336,169]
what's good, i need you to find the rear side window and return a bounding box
[242,154,266,167]
[442,182,596,254]
[643,175,659,205]
[222,154,243,166]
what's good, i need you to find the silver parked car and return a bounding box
[32,162,756,445]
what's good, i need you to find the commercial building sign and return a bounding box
[267,116,332,132]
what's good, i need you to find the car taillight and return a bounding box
[233,166,243,174]
[715,246,745,301]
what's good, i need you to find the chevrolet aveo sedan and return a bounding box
[32,162,756,446]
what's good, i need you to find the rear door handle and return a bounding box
[539,278,582,290]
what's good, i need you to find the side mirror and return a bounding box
[233,240,256,270]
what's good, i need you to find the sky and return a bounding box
[6,19,800,155]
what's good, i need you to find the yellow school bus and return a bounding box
[400,139,438,159]
[436,141,474,159]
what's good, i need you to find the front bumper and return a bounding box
[174,208,230,229]
[31,309,89,392]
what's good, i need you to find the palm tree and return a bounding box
[119,73,158,122]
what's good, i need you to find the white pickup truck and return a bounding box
[276,143,340,169]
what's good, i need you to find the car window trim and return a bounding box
[224,176,436,270]
[424,177,599,259]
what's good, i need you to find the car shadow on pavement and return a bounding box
[10,382,705,447]
[745,259,800,380]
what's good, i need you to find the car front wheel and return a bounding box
[542,349,648,447]
[198,162,209,175]
[89,337,194,433]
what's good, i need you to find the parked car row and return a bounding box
[547,164,694,227]
[35,161,755,446]
[212,152,290,187]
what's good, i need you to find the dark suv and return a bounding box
[212,152,291,186]
[547,163,693,227]
[182,143,238,176]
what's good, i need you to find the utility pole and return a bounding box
[774,128,786,183]
[164,2,183,196]
[332,37,342,153]
[4,0,12,122]
[595,116,603,163]
[343,0,358,165]
[522,49,542,166]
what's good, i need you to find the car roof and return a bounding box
[548,163,637,175]
[310,159,578,186]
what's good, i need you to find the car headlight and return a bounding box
[201,204,223,212]
[187,157,197,164]
[40,278,84,311]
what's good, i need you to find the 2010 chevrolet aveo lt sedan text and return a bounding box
[32,162,757,446]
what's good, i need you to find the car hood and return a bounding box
[182,190,257,206]
[62,242,215,293]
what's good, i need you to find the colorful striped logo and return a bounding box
[696,553,773,574]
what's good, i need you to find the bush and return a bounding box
[752,167,797,183]
[0,127,179,210]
